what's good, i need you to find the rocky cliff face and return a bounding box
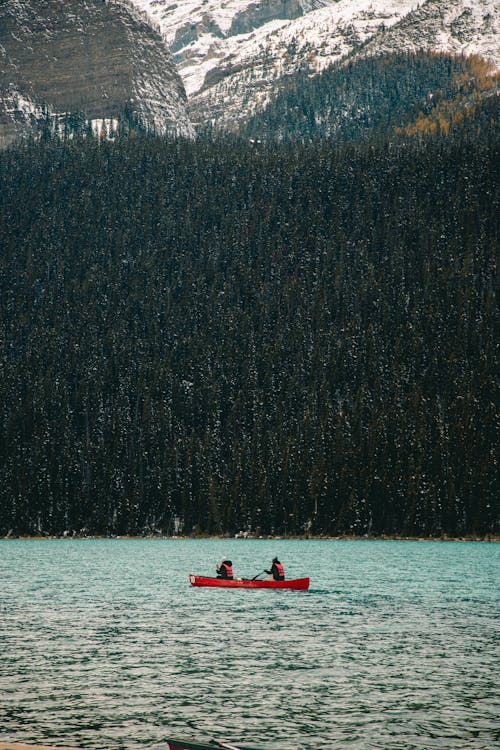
[0,0,193,148]
[131,0,499,131]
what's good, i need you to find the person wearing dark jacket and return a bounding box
[216,560,233,579]
[266,557,285,581]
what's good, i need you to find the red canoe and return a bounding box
[189,574,310,590]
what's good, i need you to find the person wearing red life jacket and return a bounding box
[216,559,233,579]
[266,557,285,581]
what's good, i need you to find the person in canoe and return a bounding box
[216,559,234,579]
[265,557,285,581]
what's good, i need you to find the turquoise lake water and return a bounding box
[0,539,498,750]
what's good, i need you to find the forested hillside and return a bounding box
[239,52,499,143]
[0,115,498,538]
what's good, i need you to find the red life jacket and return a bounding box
[274,562,285,579]
[221,563,233,579]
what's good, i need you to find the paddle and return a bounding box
[251,570,267,581]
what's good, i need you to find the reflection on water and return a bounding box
[0,539,498,750]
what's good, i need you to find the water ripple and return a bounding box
[0,539,498,750]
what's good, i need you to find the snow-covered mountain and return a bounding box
[130,0,499,129]
[360,0,500,63]
[1,0,497,144]
[130,0,332,96]
[0,0,193,148]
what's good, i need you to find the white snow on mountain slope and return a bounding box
[130,0,499,129]
[131,0,329,38]
[131,0,265,37]
[359,0,499,67]
[130,0,333,95]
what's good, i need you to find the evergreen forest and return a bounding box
[0,97,498,538]
[240,52,499,144]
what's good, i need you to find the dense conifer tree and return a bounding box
[239,52,499,144]
[0,100,498,537]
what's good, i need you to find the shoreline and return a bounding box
[2,533,498,542]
